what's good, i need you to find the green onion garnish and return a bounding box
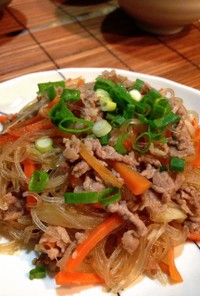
[169,157,185,172]
[28,170,49,193]
[61,88,80,102]
[49,98,74,126]
[114,134,129,155]
[64,187,121,206]
[29,265,46,280]
[111,115,126,128]
[64,191,99,204]
[98,187,120,206]
[59,117,93,134]
[35,137,53,154]
[100,133,110,145]
[92,119,112,137]
[134,132,152,154]
[131,78,144,91]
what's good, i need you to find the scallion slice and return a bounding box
[35,137,53,153]
[134,132,151,154]
[29,265,46,280]
[28,170,49,193]
[64,191,99,204]
[169,157,185,172]
[92,119,112,137]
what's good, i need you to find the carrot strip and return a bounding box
[55,271,104,286]
[0,115,8,124]
[8,118,53,137]
[122,135,136,152]
[79,142,123,188]
[167,247,183,283]
[11,114,44,130]
[46,96,60,110]
[110,161,152,195]
[187,231,200,242]
[63,214,123,273]
[23,159,37,209]
[0,133,18,144]
[42,96,60,116]
[158,261,170,275]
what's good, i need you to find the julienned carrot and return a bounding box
[11,114,43,130]
[46,96,60,110]
[0,115,8,124]
[193,141,200,168]
[122,134,137,153]
[158,261,170,275]
[111,161,152,195]
[187,231,200,242]
[167,247,183,283]
[192,127,200,167]
[8,118,53,137]
[23,159,37,209]
[63,214,123,273]
[0,133,18,144]
[55,271,104,286]
[79,142,123,188]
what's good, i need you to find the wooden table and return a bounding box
[1,0,200,90]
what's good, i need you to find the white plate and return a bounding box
[0,68,200,296]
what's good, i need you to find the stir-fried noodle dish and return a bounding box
[0,70,200,292]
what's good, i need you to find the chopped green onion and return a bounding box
[129,89,142,102]
[131,78,144,91]
[28,170,49,193]
[123,104,135,119]
[98,187,121,206]
[150,98,171,119]
[100,133,110,145]
[35,137,53,153]
[92,119,112,137]
[111,115,126,128]
[59,117,93,134]
[159,165,168,172]
[169,157,185,172]
[29,265,46,280]
[38,81,65,100]
[134,132,151,154]
[64,191,99,204]
[64,187,121,206]
[45,85,57,100]
[152,111,180,129]
[49,98,74,126]
[96,89,117,111]
[114,134,129,155]
[61,88,80,102]
[94,78,133,109]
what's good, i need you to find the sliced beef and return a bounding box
[63,135,80,163]
[140,164,157,179]
[141,189,167,215]
[35,226,71,260]
[168,119,195,158]
[149,142,169,157]
[84,137,138,166]
[138,154,161,167]
[72,160,90,178]
[82,175,105,192]
[121,185,141,212]
[80,87,103,122]
[152,171,176,196]
[0,193,24,221]
[107,201,147,237]
[121,230,139,254]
